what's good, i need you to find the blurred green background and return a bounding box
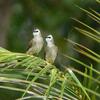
[0,0,99,68]
[0,0,99,50]
[0,0,99,99]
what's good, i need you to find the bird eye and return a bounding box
[33,30,38,32]
[35,31,38,32]
[47,37,51,38]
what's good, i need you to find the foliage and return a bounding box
[0,47,85,100]
[0,0,100,100]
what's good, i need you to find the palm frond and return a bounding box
[76,6,100,24]
[0,47,82,100]
[96,0,100,3]
[72,18,100,35]
[67,5,100,100]
[67,39,100,63]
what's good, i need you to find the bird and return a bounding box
[45,34,58,64]
[26,28,44,55]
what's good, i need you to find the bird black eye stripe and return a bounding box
[47,37,51,38]
[33,31,38,32]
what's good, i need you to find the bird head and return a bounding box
[32,28,41,36]
[45,34,54,44]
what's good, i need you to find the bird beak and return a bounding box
[33,30,36,32]
[33,28,37,32]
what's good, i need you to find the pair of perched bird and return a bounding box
[26,28,58,64]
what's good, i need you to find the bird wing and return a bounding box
[26,39,36,54]
[27,39,35,50]
[28,39,33,49]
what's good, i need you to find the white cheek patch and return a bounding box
[46,38,49,42]
[33,32,40,36]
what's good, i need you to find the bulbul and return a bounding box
[45,35,58,64]
[26,28,44,55]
